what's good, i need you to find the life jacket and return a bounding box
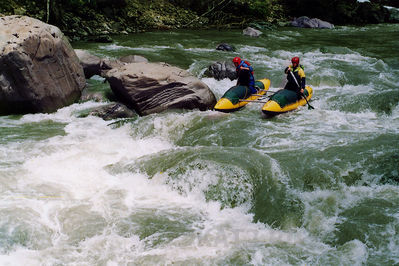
[288,64,305,89]
[237,61,254,75]
[237,61,255,90]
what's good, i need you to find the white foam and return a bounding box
[202,77,236,97]
[238,46,268,53]
[20,101,106,124]
[98,43,135,51]
[99,44,171,52]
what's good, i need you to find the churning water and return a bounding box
[0,24,398,265]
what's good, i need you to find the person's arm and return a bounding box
[299,69,306,93]
[249,65,254,76]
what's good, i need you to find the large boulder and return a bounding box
[205,61,237,81]
[0,16,85,115]
[105,62,217,116]
[291,16,334,29]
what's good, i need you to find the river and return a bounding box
[0,24,398,265]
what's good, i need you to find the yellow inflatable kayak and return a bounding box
[214,79,271,112]
[261,85,313,116]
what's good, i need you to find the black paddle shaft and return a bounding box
[288,70,314,110]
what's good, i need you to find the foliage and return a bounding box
[245,0,285,21]
[0,0,395,42]
[168,0,285,25]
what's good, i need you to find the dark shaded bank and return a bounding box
[0,0,398,42]
[282,0,399,25]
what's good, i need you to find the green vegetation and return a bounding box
[0,0,397,41]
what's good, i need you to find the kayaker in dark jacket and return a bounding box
[233,57,256,94]
[284,56,306,98]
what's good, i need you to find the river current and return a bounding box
[0,24,398,265]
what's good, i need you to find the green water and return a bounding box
[0,24,398,265]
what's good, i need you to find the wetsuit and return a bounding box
[236,61,256,94]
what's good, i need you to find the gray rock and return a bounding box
[99,58,125,77]
[75,49,102,78]
[291,16,334,29]
[105,62,217,116]
[0,16,85,115]
[86,102,136,120]
[243,27,262,37]
[206,61,237,81]
[216,43,235,52]
[314,18,335,29]
[119,55,148,63]
[74,49,126,78]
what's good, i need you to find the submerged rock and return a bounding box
[105,62,217,116]
[0,16,85,115]
[216,43,235,52]
[85,102,136,120]
[205,61,237,81]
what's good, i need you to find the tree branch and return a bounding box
[183,0,231,27]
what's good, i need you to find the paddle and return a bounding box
[239,99,269,103]
[257,89,278,94]
[288,70,314,110]
[251,91,278,97]
[239,91,277,103]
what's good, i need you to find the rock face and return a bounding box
[205,61,237,81]
[105,62,217,116]
[291,16,334,29]
[0,16,86,115]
